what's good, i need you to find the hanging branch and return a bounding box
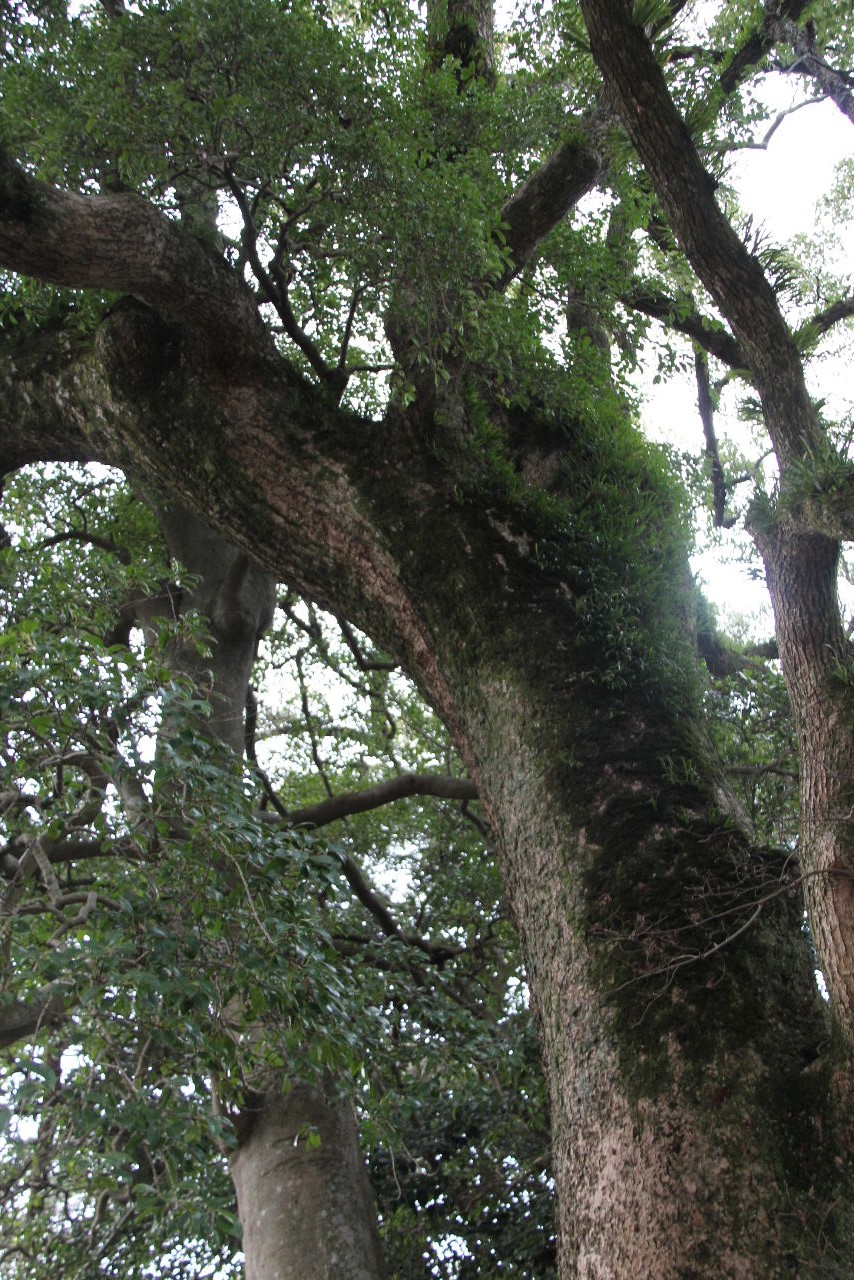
[336,616,398,671]
[225,173,345,393]
[333,851,464,963]
[294,650,334,798]
[626,287,745,369]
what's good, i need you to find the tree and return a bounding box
[2,0,854,1275]
[0,465,549,1277]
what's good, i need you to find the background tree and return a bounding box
[2,1,854,1276]
[0,464,551,1277]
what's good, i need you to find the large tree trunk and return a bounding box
[138,504,387,1280]
[4,300,854,1275]
[376,403,849,1276]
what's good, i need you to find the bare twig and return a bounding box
[336,615,398,672]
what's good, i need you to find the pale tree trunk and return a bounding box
[758,522,854,1034]
[136,502,386,1280]
[229,1080,386,1280]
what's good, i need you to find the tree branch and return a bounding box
[226,172,345,394]
[719,0,813,95]
[0,986,67,1051]
[0,149,273,374]
[579,0,821,467]
[497,121,606,286]
[625,286,746,369]
[796,294,854,352]
[724,97,824,151]
[36,528,132,564]
[695,350,732,529]
[336,615,398,672]
[265,771,478,831]
[334,852,464,962]
[771,17,854,127]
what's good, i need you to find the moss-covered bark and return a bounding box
[365,395,854,1277]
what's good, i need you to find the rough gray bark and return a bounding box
[579,0,854,1057]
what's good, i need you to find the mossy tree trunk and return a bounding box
[4,308,853,1273]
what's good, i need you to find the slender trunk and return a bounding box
[229,1080,386,1280]
[757,519,854,1033]
[141,503,387,1280]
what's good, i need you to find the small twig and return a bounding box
[695,350,734,528]
[724,97,821,150]
[333,849,463,961]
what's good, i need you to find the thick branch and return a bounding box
[796,294,854,351]
[270,772,479,831]
[719,0,813,95]
[626,286,745,369]
[497,129,605,286]
[0,149,274,373]
[579,0,821,467]
[0,986,67,1051]
[771,17,854,126]
[0,326,116,473]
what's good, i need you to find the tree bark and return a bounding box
[230,1080,386,1280]
[578,0,854,1057]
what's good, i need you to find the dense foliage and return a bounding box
[0,465,553,1277]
